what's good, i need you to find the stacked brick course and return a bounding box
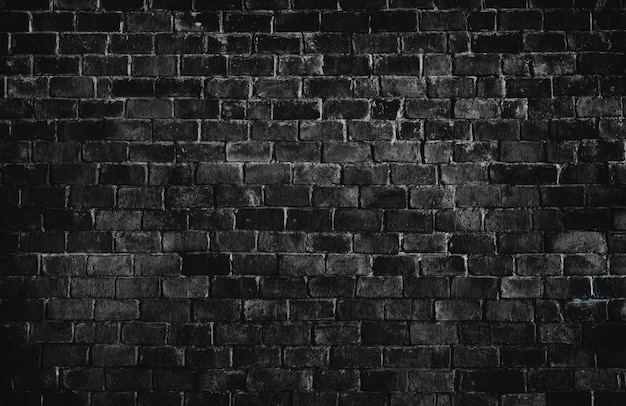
[1,0,626,404]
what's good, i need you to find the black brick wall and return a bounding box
[1,0,626,405]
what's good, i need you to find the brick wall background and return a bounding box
[1,0,626,405]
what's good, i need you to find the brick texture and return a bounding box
[1,0,626,405]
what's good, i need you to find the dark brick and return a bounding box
[3,2,624,402]
[524,33,567,52]
[12,33,57,54]
[181,254,230,276]
[373,256,417,275]
[458,370,525,393]
[237,208,284,230]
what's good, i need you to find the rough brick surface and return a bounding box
[1,0,626,405]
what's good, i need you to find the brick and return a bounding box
[324,255,371,277]
[258,232,304,252]
[435,299,481,321]
[209,275,256,298]
[373,256,417,275]
[43,344,90,366]
[224,12,272,32]
[410,322,458,345]
[467,255,514,277]
[278,54,323,75]
[13,33,58,54]
[357,276,402,297]
[275,11,320,31]
[353,33,397,54]
[172,12,219,31]
[245,163,291,184]
[421,10,466,31]
[337,299,383,320]
[323,100,369,120]
[486,300,534,322]
[381,77,426,99]
[194,298,240,322]
[261,322,310,345]
[181,254,230,276]
[454,54,500,76]
[279,254,324,276]
[229,55,274,76]
[474,33,522,53]
[244,300,288,321]
[125,11,171,31]
[402,32,446,53]
[312,369,358,392]
[362,322,409,345]
[435,209,480,231]
[321,12,368,32]
[361,187,407,209]
[408,371,454,392]
[313,322,358,345]
[226,142,272,162]
[499,10,542,30]
[454,346,498,368]
[547,232,607,253]
[3,2,625,401]
[457,370,525,393]
[385,346,449,368]
[454,99,499,119]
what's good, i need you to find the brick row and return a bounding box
[4,9,626,32]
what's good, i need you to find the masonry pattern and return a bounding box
[1,0,626,405]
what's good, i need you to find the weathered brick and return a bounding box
[4,2,625,401]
